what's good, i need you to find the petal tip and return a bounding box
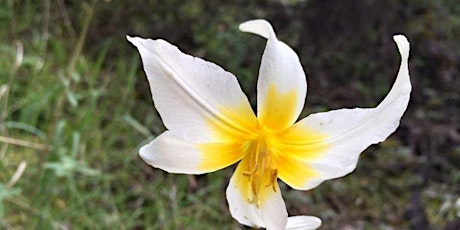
[393,34,410,59]
[239,19,275,39]
[286,216,322,230]
[138,143,151,163]
[310,216,322,228]
[126,35,142,47]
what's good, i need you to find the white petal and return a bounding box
[239,19,307,130]
[261,187,288,230]
[226,159,288,229]
[278,35,411,190]
[226,183,264,228]
[239,19,275,39]
[285,216,322,230]
[128,36,256,143]
[140,131,243,174]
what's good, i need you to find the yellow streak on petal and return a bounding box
[275,153,320,189]
[197,141,249,172]
[198,100,259,172]
[259,84,299,130]
[208,100,259,142]
[274,125,329,160]
[273,125,330,189]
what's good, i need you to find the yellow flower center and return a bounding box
[199,84,327,208]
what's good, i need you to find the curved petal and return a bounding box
[286,216,322,230]
[277,35,411,190]
[240,20,307,130]
[140,131,245,174]
[128,36,257,143]
[226,157,288,230]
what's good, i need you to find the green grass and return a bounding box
[0,1,239,229]
[1,0,459,229]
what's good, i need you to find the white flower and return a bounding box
[128,19,411,230]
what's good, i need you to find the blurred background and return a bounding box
[1,0,459,229]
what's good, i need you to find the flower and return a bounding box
[127,19,410,229]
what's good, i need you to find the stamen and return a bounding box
[241,132,279,208]
[242,141,260,176]
[251,174,259,195]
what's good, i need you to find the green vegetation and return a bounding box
[1,0,459,229]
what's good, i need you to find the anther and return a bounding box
[271,169,278,192]
[242,164,259,176]
[265,169,278,192]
